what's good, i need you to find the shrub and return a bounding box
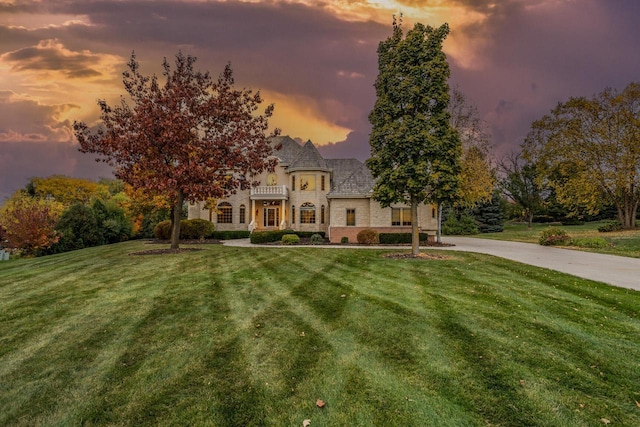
[154,220,173,240]
[154,219,215,240]
[281,234,300,245]
[181,219,215,239]
[539,227,571,246]
[212,230,250,240]
[598,221,623,233]
[56,203,103,249]
[378,233,429,244]
[310,234,324,245]
[442,214,478,235]
[340,236,349,244]
[357,229,379,245]
[250,229,295,244]
[294,231,325,238]
[571,237,610,249]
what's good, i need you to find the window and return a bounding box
[391,208,411,226]
[321,205,325,224]
[300,174,315,191]
[291,205,295,224]
[321,175,326,191]
[291,175,295,191]
[217,202,232,223]
[346,208,356,226]
[432,207,436,219]
[267,174,277,186]
[239,204,246,224]
[300,202,316,223]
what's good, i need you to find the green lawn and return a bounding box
[472,221,640,258]
[1,241,639,426]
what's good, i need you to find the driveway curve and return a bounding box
[437,237,640,292]
[223,237,640,292]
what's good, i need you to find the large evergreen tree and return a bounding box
[367,19,461,255]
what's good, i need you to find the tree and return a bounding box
[498,151,545,228]
[367,19,461,255]
[0,193,63,255]
[524,82,640,229]
[74,52,279,249]
[449,86,495,208]
[473,190,506,233]
[26,175,108,206]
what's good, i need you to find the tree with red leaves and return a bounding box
[74,52,279,249]
[0,195,62,256]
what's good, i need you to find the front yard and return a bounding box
[1,241,639,426]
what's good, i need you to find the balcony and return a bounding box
[250,185,289,200]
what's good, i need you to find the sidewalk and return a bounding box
[223,237,640,292]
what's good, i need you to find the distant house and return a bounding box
[188,136,438,243]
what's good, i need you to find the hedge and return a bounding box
[250,230,325,244]
[154,219,215,240]
[212,230,250,240]
[378,233,429,244]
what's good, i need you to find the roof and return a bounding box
[325,158,375,198]
[271,135,375,197]
[288,140,329,171]
[271,135,303,164]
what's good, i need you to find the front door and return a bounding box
[264,207,279,228]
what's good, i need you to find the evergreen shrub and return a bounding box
[250,229,295,244]
[281,234,300,245]
[212,230,250,240]
[340,236,349,244]
[310,234,324,245]
[598,221,623,233]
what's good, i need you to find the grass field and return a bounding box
[1,241,639,426]
[473,221,640,258]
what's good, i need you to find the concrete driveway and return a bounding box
[437,237,640,292]
[224,237,640,292]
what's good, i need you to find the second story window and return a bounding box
[300,174,315,191]
[321,175,326,191]
[291,175,296,191]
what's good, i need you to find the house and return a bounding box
[187,136,438,243]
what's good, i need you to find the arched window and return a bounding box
[217,202,232,223]
[321,205,326,224]
[300,202,316,224]
[239,204,246,224]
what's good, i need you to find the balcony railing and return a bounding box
[250,185,289,200]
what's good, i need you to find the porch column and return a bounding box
[251,199,256,224]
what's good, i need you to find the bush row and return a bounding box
[378,232,429,244]
[154,219,215,240]
[250,230,325,244]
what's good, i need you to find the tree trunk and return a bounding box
[170,189,184,250]
[527,209,533,229]
[436,204,443,244]
[411,199,419,256]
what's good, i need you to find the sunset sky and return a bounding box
[1,0,640,201]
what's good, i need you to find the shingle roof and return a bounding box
[271,136,375,197]
[325,158,375,197]
[288,140,328,171]
[270,135,302,164]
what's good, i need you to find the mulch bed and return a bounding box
[382,252,452,260]
[129,239,220,255]
[129,247,204,256]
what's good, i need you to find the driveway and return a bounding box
[435,237,640,292]
[223,237,640,292]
